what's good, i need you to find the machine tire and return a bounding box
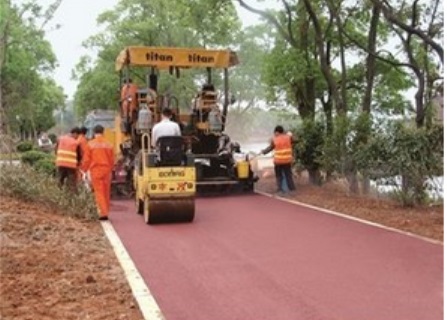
[136,196,144,215]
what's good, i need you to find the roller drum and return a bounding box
[146,198,195,224]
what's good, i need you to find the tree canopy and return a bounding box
[0,0,65,138]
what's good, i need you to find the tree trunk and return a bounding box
[308,168,322,185]
[303,0,344,115]
[347,171,359,194]
[361,4,380,194]
[294,79,315,121]
[415,72,425,128]
[322,98,334,181]
[0,0,10,135]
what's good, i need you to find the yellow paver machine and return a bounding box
[115,46,257,224]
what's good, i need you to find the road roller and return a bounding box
[134,134,195,224]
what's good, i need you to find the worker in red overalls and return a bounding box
[81,125,114,220]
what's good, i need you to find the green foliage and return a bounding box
[21,150,56,175]
[1,1,65,137]
[73,0,242,117]
[21,150,51,166]
[355,122,443,206]
[293,119,325,175]
[34,158,56,175]
[0,164,97,219]
[229,25,270,113]
[16,141,35,153]
[320,115,351,175]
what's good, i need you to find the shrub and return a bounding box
[294,119,325,185]
[34,158,56,176]
[357,122,444,206]
[0,164,97,219]
[16,141,34,153]
[21,150,52,166]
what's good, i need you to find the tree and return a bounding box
[236,0,438,192]
[73,0,242,118]
[0,0,64,138]
[370,0,443,64]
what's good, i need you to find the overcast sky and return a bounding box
[40,0,276,99]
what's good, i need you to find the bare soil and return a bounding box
[0,176,442,319]
[0,197,143,320]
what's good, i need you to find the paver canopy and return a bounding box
[115,46,239,71]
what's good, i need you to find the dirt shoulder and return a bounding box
[0,197,143,320]
[255,176,443,242]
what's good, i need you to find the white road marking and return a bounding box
[256,191,443,246]
[101,221,165,320]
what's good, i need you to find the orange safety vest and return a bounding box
[273,134,293,165]
[56,135,79,169]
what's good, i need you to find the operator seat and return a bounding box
[157,136,185,166]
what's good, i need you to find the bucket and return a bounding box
[236,161,249,179]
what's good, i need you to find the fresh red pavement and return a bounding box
[110,194,443,320]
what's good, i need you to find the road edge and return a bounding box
[255,190,443,246]
[101,221,165,320]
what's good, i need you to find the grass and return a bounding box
[0,163,98,220]
[0,153,20,161]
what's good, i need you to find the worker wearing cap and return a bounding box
[151,107,181,148]
[55,127,81,191]
[260,125,296,194]
[81,125,114,220]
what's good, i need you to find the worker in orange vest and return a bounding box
[260,125,296,194]
[55,127,81,191]
[81,125,114,220]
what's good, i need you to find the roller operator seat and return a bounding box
[156,136,185,166]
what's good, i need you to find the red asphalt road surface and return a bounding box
[110,194,443,320]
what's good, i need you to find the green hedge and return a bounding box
[16,141,34,153]
[21,150,51,166]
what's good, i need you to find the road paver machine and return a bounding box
[115,46,257,223]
